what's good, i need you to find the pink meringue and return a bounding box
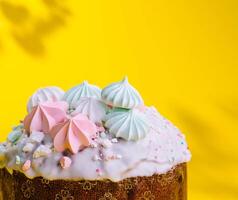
[23,101,68,134]
[50,113,97,154]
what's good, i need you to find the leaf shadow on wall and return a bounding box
[174,105,238,198]
[218,99,238,120]
[0,0,71,57]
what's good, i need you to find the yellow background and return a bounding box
[0,0,237,199]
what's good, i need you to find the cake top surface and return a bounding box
[0,77,191,181]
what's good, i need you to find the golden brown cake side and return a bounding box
[0,163,186,200]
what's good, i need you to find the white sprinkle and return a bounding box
[33,145,51,159]
[23,143,35,153]
[100,139,112,148]
[45,143,53,149]
[15,155,21,165]
[169,157,175,163]
[90,142,98,148]
[100,132,107,138]
[29,132,45,143]
[104,156,110,161]
[92,155,101,161]
[115,154,122,159]
[111,138,118,143]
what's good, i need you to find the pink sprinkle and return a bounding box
[60,156,72,169]
[96,168,100,173]
[22,160,31,171]
[96,126,105,133]
[95,122,102,127]
[107,104,113,109]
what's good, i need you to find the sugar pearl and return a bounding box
[60,156,72,169]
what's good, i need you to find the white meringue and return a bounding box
[72,97,108,123]
[27,86,65,113]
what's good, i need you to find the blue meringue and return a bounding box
[27,87,65,113]
[104,108,150,141]
[63,81,101,108]
[72,97,108,123]
[101,77,143,109]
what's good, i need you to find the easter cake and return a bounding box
[0,77,191,200]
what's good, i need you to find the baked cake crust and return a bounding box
[0,163,186,200]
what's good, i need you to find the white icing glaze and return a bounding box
[0,107,191,182]
[27,87,65,113]
[101,77,143,109]
[63,81,101,109]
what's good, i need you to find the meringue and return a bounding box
[23,101,68,134]
[104,108,150,141]
[50,113,97,154]
[63,81,101,109]
[101,77,143,109]
[27,87,65,113]
[72,97,108,123]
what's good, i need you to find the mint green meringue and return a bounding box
[101,77,143,109]
[27,87,65,113]
[104,108,150,141]
[63,81,101,108]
